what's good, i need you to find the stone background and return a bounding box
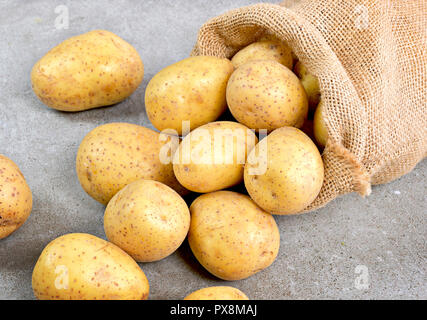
[0,0,425,299]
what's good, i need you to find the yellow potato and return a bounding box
[76,122,186,205]
[0,155,32,239]
[231,40,293,69]
[31,30,143,112]
[104,179,190,262]
[259,33,299,67]
[173,121,257,193]
[32,233,149,300]
[294,61,320,112]
[226,60,308,131]
[184,286,249,300]
[244,127,324,215]
[188,191,280,280]
[145,56,234,135]
[313,100,328,148]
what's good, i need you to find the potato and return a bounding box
[32,233,149,300]
[313,100,328,148]
[31,30,143,112]
[145,56,234,135]
[226,60,308,131]
[188,191,280,280]
[184,286,249,300]
[173,121,257,193]
[0,155,32,239]
[231,40,293,70]
[104,179,190,262]
[294,61,320,112]
[76,122,186,205]
[244,127,324,215]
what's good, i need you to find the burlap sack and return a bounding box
[191,0,426,211]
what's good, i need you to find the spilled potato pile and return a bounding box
[3,29,330,300]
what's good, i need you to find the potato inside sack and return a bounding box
[244,126,324,215]
[226,60,308,132]
[188,191,280,281]
[231,39,293,69]
[173,121,257,193]
[294,61,321,113]
[313,100,329,148]
[31,30,143,112]
[261,33,300,64]
[32,233,149,300]
[104,179,190,262]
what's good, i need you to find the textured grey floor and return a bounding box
[0,0,426,300]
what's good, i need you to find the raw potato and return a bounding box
[184,286,249,300]
[145,56,234,135]
[294,61,320,112]
[244,127,324,215]
[0,155,32,240]
[259,33,298,64]
[226,60,308,131]
[32,233,149,300]
[231,40,293,69]
[313,100,328,148]
[188,191,280,280]
[104,179,190,262]
[31,30,143,112]
[173,121,258,193]
[76,122,186,205]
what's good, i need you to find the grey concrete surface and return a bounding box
[0,0,426,300]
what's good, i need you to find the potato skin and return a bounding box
[104,179,190,262]
[32,233,149,300]
[31,30,143,112]
[76,122,186,205]
[188,191,280,281]
[244,127,324,215]
[0,155,32,239]
[145,56,234,135]
[294,61,320,112]
[226,60,308,131]
[173,121,257,193]
[231,40,293,69]
[313,100,328,148]
[184,286,249,300]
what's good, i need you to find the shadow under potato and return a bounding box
[174,238,219,282]
[181,182,249,208]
